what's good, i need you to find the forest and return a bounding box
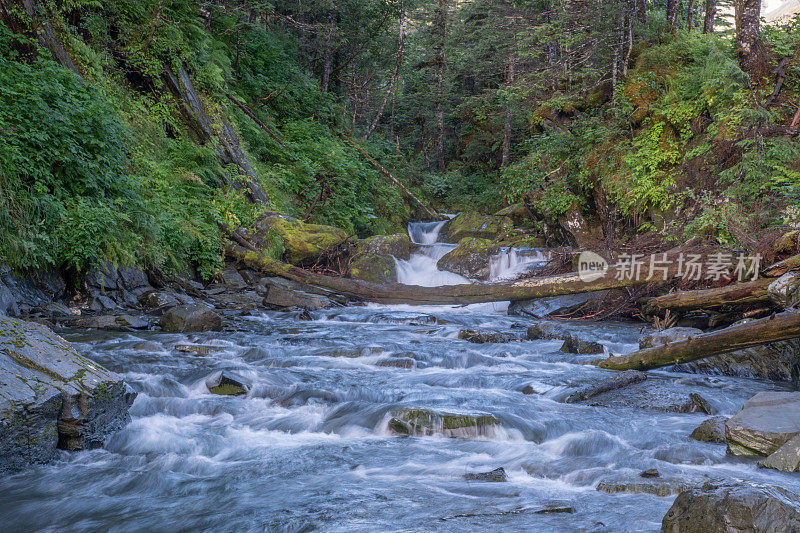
[4,0,800,530]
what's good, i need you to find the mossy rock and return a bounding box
[498,231,545,248]
[387,408,501,439]
[494,203,532,226]
[348,253,398,284]
[443,212,513,242]
[354,233,412,259]
[437,237,499,280]
[247,214,347,265]
[775,231,800,255]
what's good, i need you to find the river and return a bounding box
[1,222,798,531]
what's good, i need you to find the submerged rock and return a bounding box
[464,467,508,482]
[174,344,224,356]
[586,378,712,414]
[458,329,511,344]
[436,237,499,280]
[72,314,148,330]
[387,408,501,439]
[159,305,222,333]
[597,477,692,497]
[0,315,135,471]
[376,357,417,369]
[564,370,647,403]
[369,312,438,326]
[690,416,727,443]
[443,211,514,242]
[725,391,800,457]
[662,480,800,532]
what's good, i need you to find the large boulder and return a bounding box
[557,199,602,248]
[159,304,222,333]
[662,481,800,532]
[262,284,332,310]
[436,237,499,280]
[0,316,135,471]
[85,262,152,310]
[0,265,66,316]
[725,392,800,456]
[690,416,727,443]
[671,338,800,383]
[347,233,413,284]
[246,214,347,266]
[442,211,513,242]
[759,434,800,472]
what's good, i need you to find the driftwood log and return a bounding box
[641,277,773,315]
[598,310,800,371]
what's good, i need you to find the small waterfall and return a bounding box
[395,222,470,286]
[489,248,550,282]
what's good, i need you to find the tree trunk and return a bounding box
[434,0,447,172]
[703,0,717,33]
[642,277,773,315]
[734,0,761,73]
[501,53,515,168]
[686,0,696,29]
[636,0,647,25]
[666,0,679,32]
[364,1,406,141]
[321,7,335,93]
[226,244,678,305]
[599,310,800,371]
[0,0,79,73]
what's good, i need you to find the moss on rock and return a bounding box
[436,237,499,280]
[247,214,347,265]
[443,211,514,242]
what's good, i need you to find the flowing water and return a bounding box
[2,222,799,532]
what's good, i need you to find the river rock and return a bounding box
[0,265,65,316]
[376,357,417,369]
[494,203,532,226]
[639,327,703,349]
[586,378,712,413]
[348,253,398,284]
[458,329,511,343]
[443,211,514,242]
[671,338,800,383]
[725,392,800,456]
[138,290,181,312]
[34,302,74,318]
[690,416,727,443]
[526,322,564,340]
[246,214,348,266]
[262,284,332,310]
[510,291,609,318]
[203,371,249,396]
[436,238,499,280]
[0,315,135,471]
[160,304,222,333]
[597,477,692,497]
[768,271,800,309]
[369,312,438,326]
[72,314,148,330]
[564,370,647,403]
[662,480,800,532]
[387,408,501,439]
[560,335,604,354]
[759,434,800,472]
[464,467,508,482]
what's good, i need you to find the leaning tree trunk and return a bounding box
[226,244,674,305]
[703,0,717,33]
[0,0,79,73]
[364,1,406,141]
[734,0,761,73]
[599,310,800,371]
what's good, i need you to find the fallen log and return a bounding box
[598,310,800,371]
[642,277,773,315]
[226,243,670,305]
[763,253,800,277]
